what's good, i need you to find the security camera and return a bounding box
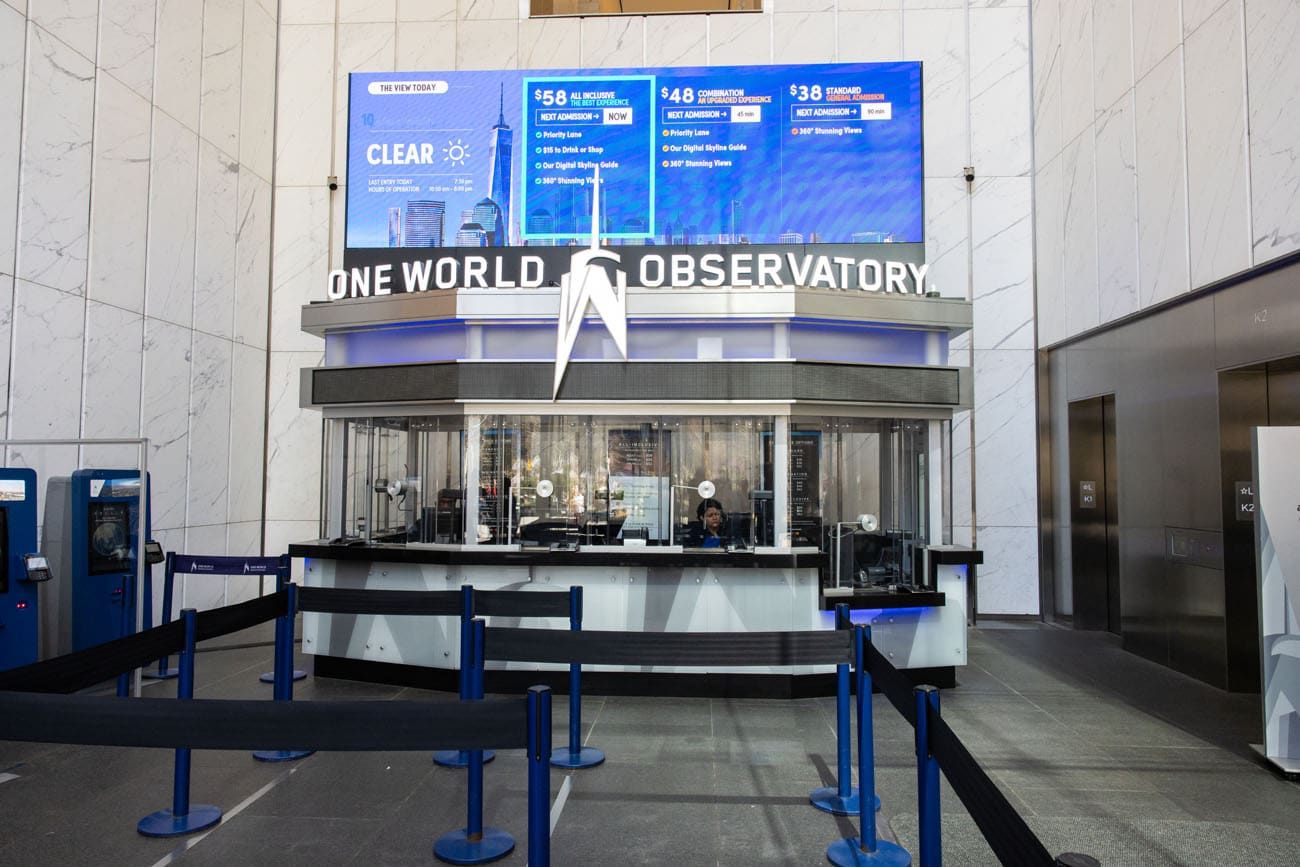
[327,175,339,191]
[963,166,975,184]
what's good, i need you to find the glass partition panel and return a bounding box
[412,417,465,544]
[672,416,769,548]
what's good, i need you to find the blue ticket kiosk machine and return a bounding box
[42,470,151,656]
[0,468,49,670]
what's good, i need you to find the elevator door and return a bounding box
[1069,395,1120,632]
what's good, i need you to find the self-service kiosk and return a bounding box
[42,470,151,657]
[0,468,50,670]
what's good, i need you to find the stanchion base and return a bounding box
[810,786,880,816]
[143,667,179,680]
[550,745,605,769]
[252,749,315,763]
[258,669,307,683]
[826,837,911,867]
[137,805,222,837]
[433,749,495,768]
[433,827,515,865]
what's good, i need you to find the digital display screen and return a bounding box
[346,62,922,250]
[88,502,132,575]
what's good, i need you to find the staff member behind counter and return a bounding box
[684,497,733,549]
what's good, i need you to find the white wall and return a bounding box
[0,0,277,617]
[269,0,1039,613]
[1034,0,1300,346]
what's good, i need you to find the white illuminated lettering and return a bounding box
[350,267,370,297]
[671,254,694,287]
[756,253,783,287]
[403,259,433,291]
[435,258,457,289]
[907,262,930,294]
[464,256,488,288]
[493,257,516,288]
[832,257,856,288]
[786,253,814,286]
[884,260,908,294]
[858,259,882,291]
[374,263,392,295]
[327,269,349,300]
[698,253,725,287]
[810,257,836,288]
[640,255,665,287]
[420,142,435,163]
[520,256,544,288]
[730,253,753,286]
[366,144,382,165]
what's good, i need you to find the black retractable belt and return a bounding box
[297,586,462,616]
[865,641,918,726]
[195,592,286,643]
[485,627,852,668]
[0,621,187,694]
[474,589,570,618]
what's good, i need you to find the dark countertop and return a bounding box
[923,545,984,566]
[820,589,946,610]
[288,540,827,569]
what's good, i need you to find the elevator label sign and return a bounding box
[1235,481,1255,522]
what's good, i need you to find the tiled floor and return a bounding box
[1,621,1297,865]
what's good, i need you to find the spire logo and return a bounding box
[553,167,628,399]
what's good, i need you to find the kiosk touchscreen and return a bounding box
[0,469,42,670]
[42,470,152,657]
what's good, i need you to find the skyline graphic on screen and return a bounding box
[346,61,923,249]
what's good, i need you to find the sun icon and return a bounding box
[443,138,470,166]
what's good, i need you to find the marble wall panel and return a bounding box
[17,24,95,296]
[99,0,158,102]
[9,279,84,438]
[194,141,240,340]
[837,11,902,62]
[973,524,1039,614]
[1184,1,1249,289]
[1131,0,1180,82]
[239,2,279,181]
[970,7,1030,178]
[1033,154,1065,346]
[341,0,398,21]
[1094,94,1139,323]
[774,0,832,13]
[0,275,11,432]
[275,25,336,187]
[145,110,198,327]
[81,301,144,456]
[398,0,457,21]
[646,15,707,67]
[773,13,835,64]
[1134,49,1188,307]
[396,21,458,69]
[579,16,642,68]
[201,0,245,157]
[971,177,1034,350]
[333,24,397,182]
[154,0,204,132]
[228,343,267,524]
[1058,0,1092,146]
[923,176,967,299]
[0,3,24,278]
[227,520,262,556]
[461,0,517,19]
[30,0,99,62]
[903,9,967,180]
[87,74,152,314]
[1031,0,1061,170]
[951,408,972,533]
[456,19,518,70]
[1183,0,1234,37]
[270,187,330,353]
[838,0,903,9]
[180,523,230,611]
[234,168,272,349]
[518,18,579,69]
[141,316,193,530]
[265,519,321,579]
[1062,130,1099,335]
[281,0,336,25]
[973,348,1038,530]
[1092,0,1132,119]
[188,333,234,528]
[1246,0,1300,263]
[264,351,324,523]
[707,12,771,66]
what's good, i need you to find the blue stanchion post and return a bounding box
[915,685,941,867]
[436,585,495,768]
[137,609,222,837]
[813,604,879,815]
[145,552,179,680]
[826,625,910,867]
[260,555,306,684]
[253,584,315,763]
[435,618,515,865]
[528,685,552,867]
[551,585,603,769]
[116,573,132,697]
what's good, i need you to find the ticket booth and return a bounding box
[0,468,49,670]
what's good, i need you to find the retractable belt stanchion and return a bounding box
[812,603,878,815]
[144,552,180,680]
[260,555,306,684]
[827,624,910,867]
[435,618,515,865]
[914,685,941,867]
[550,585,603,769]
[137,608,223,837]
[436,585,495,768]
[527,685,553,867]
[253,583,314,763]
